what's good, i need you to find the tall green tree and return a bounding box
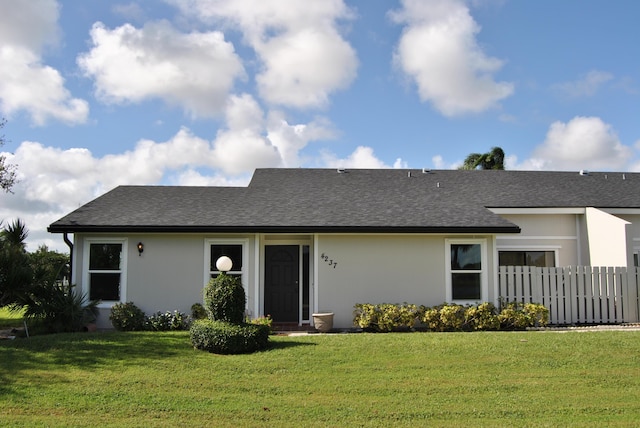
[0,118,18,193]
[0,219,32,307]
[460,146,505,170]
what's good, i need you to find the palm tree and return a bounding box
[0,219,32,307]
[460,146,505,170]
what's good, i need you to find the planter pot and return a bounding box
[312,313,334,333]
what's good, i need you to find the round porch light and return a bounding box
[216,256,233,272]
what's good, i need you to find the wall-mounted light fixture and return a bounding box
[137,242,144,256]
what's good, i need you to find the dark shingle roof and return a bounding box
[48,168,640,234]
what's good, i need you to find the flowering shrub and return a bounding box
[464,302,500,331]
[354,301,549,332]
[498,302,549,330]
[353,303,420,332]
[146,310,190,331]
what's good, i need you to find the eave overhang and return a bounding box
[48,224,521,234]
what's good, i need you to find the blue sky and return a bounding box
[1,0,639,251]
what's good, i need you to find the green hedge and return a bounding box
[189,319,270,354]
[354,301,549,332]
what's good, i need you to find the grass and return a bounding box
[1,330,639,427]
[0,306,24,328]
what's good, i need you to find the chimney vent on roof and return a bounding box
[408,171,411,178]
[422,168,431,174]
[623,173,626,180]
[580,170,589,176]
[337,168,346,174]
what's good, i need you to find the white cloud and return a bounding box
[432,154,461,169]
[0,0,89,125]
[77,21,245,118]
[322,146,399,169]
[0,94,339,250]
[0,0,60,53]
[390,0,513,116]
[554,70,613,97]
[267,111,336,168]
[511,117,633,171]
[166,0,358,108]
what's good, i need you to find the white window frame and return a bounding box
[445,238,487,303]
[83,237,128,308]
[204,238,249,290]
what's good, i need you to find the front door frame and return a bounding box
[261,237,313,325]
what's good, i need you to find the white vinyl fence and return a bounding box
[498,266,640,325]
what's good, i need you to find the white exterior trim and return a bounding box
[83,237,128,308]
[496,235,576,240]
[489,207,586,215]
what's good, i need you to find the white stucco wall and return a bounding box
[314,234,496,329]
[585,208,630,267]
[75,233,256,329]
[496,213,580,266]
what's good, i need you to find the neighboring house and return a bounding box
[48,168,640,329]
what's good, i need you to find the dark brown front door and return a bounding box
[265,245,299,322]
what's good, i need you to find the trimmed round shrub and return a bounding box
[203,274,246,324]
[110,302,146,331]
[189,319,270,354]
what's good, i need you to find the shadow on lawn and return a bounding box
[0,331,188,396]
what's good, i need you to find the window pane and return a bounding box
[451,244,481,270]
[210,245,243,271]
[499,251,555,267]
[452,273,481,300]
[499,251,524,266]
[89,244,122,270]
[90,273,120,300]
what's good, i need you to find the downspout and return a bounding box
[63,232,73,284]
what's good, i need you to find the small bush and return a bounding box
[23,283,98,334]
[498,302,549,330]
[439,304,466,331]
[190,319,270,354]
[359,301,549,332]
[421,304,445,331]
[465,302,500,331]
[146,310,189,331]
[203,274,246,324]
[110,302,146,331]
[524,303,550,327]
[191,303,207,320]
[353,303,420,332]
[248,315,273,335]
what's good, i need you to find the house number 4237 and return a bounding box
[320,253,338,269]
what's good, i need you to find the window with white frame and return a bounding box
[446,239,486,302]
[499,250,556,267]
[205,240,247,282]
[86,239,127,302]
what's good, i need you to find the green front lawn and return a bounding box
[0,306,24,329]
[1,330,639,427]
